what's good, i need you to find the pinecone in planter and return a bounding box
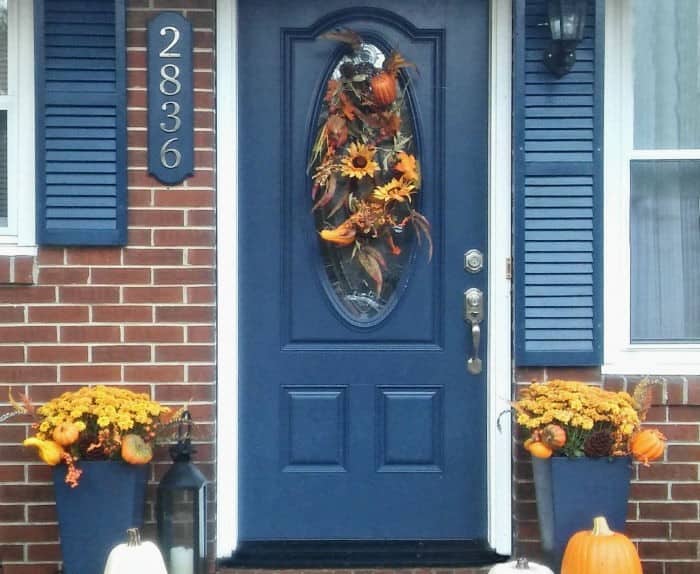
[583,431,615,457]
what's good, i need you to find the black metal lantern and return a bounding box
[543,0,587,77]
[157,411,207,574]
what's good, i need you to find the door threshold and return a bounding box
[219,540,509,568]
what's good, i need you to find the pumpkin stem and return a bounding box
[592,516,614,536]
[126,527,142,547]
[515,557,530,569]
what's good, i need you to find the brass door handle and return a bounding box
[464,288,484,375]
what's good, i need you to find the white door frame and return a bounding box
[215,0,513,558]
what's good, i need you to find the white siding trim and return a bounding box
[631,149,700,160]
[215,0,239,558]
[603,0,700,375]
[216,0,514,558]
[488,0,513,556]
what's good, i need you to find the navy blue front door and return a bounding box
[239,0,489,544]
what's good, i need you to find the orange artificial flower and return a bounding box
[394,151,420,185]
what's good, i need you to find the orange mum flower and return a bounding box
[394,151,420,185]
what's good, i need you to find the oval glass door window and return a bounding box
[309,34,432,326]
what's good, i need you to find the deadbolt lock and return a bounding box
[464,249,484,274]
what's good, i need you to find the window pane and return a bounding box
[311,43,425,325]
[630,161,700,342]
[0,0,6,95]
[633,0,700,149]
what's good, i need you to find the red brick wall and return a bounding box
[513,369,700,574]
[0,1,216,572]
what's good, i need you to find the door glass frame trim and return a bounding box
[216,0,513,559]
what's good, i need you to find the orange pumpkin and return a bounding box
[541,424,567,449]
[561,516,642,574]
[528,441,553,459]
[630,429,666,466]
[371,72,397,107]
[52,422,80,447]
[121,434,153,465]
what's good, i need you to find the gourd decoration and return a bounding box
[561,516,642,574]
[103,528,167,574]
[541,424,567,449]
[630,428,666,466]
[488,557,554,573]
[120,433,154,465]
[52,422,80,447]
[524,438,553,459]
[22,438,64,466]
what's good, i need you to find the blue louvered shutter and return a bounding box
[35,0,126,245]
[513,0,603,366]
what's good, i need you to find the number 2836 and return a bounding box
[158,25,182,169]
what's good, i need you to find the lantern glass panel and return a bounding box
[159,484,206,574]
[561,0,586,41]
[166,489,195,570]
[549,0,587,42]
[548,1,563,40]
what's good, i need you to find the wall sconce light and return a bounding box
[543,0,588,77]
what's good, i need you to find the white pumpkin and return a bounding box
[103,528,167,574]
[488,557,554,574]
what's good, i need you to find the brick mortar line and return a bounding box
[127,87,216,92]
[128,160,216,167]
[127,66,215,72]
[128,144,217,150]
[126,47,215,54]
[127,126,216,131]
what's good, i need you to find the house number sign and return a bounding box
[148,13,194,185]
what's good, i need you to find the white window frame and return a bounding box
[604,0,700,375]
[0,0,35,255]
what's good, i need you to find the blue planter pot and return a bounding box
[532,456,632,569]
[53,461,148,574]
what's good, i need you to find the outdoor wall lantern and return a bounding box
[157,410,208,574]
[543,0,588,77]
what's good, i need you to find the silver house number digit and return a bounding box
[160,101,182,133]
[159,64,182,96]
[159,26,181,58]
[160,137,182,169]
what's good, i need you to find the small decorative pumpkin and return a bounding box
[52,422,80,447]
[561,516,642,574]
[489,557,553,574]
[371,71,397,107]
[103,528,167,574]
[370,51,415,107]
[630,428,666,466]
[120,434,154,465]
[528,441,553,459]
[541,424,566,449]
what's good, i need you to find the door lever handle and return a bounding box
[464,288,484,375]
